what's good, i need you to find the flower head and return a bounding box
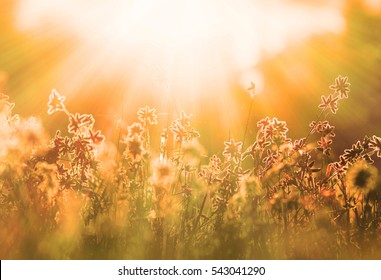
[329,75,350,99]
[317,136,333,155]
[370,135,381,157]
[137,106,158,125]
[223,138,243,164]
[346,160,378,195]
[318,94,339,114]
[127,122,144,138]
[85,129,105,145]
[177,111,191,127]
[342,141,364,163]
[48,89,66,115]
[68,113,95,134]
[123,137,145,161]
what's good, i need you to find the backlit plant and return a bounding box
[1,76,381,259]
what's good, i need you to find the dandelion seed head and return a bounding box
[181,139,206,166]
[153,161,174,181]
[346,160,378,195]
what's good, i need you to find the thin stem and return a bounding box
[242,98,254,148]
[304,108,326,143]
[117,93,124,155]
[194,192,208,231]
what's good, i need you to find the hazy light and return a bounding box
[14,0,346,109]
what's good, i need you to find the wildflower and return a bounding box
[123,137,145,161]
[257,117,271,130]
[52,130,72,155]
[170,121,187,143]
[199,154,222,182]
[342,141,364,163]
[47,89,66,115]
[71,136,93,166]
[223,138,243,164]
[209,154,222,172]
[85,129,105,145]
[329,75,350,99]
[370,135,381,157]
[292,138,306,151]
[177,111,191,127]
[127,122,144,138]
[137,106,158,125]
[346,160,378,195]
[68,113,95,134]
[259,117,289,144]
[317,136,333,155]
[318,94,339,114]
[272,118,288,136]
[309,121,335,138]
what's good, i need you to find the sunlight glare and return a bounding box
[14,0,346,109]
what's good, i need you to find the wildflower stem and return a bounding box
[304,108,326,143]
[117,94,124,155]
[242,98,254,148]
[63,107,71,117]
[194,193,208,231]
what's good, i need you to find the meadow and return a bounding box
[1,75,381,259]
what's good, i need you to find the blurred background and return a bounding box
[0,0,381,157]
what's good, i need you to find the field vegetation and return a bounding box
[1,76,381,259]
